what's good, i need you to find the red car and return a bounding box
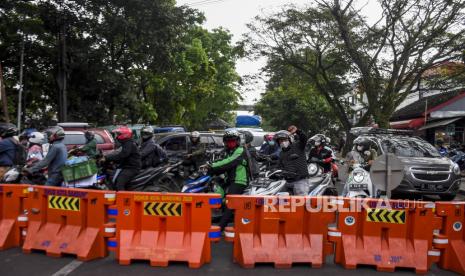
[58,123,115,153]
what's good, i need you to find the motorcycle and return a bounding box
[342,162,379,198]
[450,149,465,172]
[246,162,337,196]
[180,165,225,221]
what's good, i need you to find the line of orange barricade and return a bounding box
[225,195,465,274]
[1,183,465,274]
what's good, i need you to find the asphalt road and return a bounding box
[0,241,458,276]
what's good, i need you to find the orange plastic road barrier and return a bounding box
[328,198,441,274]
[109,192,221,268]
[0,184,29,250]
[226,195,337,268]
[434,202,465,275]
[22,186,116,261]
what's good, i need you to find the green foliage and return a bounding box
[255,62,340,138]
[0,0,240,129]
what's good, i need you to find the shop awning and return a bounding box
[419,117,462,130]
[390,117,425,129]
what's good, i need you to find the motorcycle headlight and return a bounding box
[308,163,318,175]
[452,163,461,175]
[353,170,365,183]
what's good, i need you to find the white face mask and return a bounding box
[357,145,364,152]
[280,141,290,149]
[315,141,321,146]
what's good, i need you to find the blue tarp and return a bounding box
[236,115,261,127]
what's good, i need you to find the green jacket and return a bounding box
[211,146,248,186]
[80,139,98,158]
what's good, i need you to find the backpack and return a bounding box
[243,146,260,181]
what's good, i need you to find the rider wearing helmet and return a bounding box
[184,131,206,174]
[105,126,141,190]
[139,126,167,169]
[308,134,333,173]
[274,125,309,195]
[76,131,98,158]
[27,132,46,164]
[27,126,68,186]
[0,126,21,178]
[259,133,280,159]
[207,129,249,231]
[347,137,377,171]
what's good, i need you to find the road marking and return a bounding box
[51,260,83,276]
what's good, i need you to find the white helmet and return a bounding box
[3,167,20,182]
[191,131,200,138]
[28,132,46,145]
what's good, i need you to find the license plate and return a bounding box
[349,183,368,190]
[421,184,437,191]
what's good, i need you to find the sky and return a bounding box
[175,0,382,105]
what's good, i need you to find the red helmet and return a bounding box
[112,126,132,141]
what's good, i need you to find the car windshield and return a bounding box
[381,137,441,158]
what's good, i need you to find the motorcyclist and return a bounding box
[259,133,280,159]
[139,126,167,169]
[0,126,21,178]
[74,131,98,158]
[206,129,248,231]
[26,126,67,186]
[104,126,141,191]
[308,134,333,173]
[347,137,377,171]
[27,132,46,165]
[436,139,448,157]
[275,125,309,195]
[184,131,206,175]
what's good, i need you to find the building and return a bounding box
[390,89,465,146]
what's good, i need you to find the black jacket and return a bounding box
[106,139,141,170]
[279,129,308,181]
[308,146,333,172]
[140,138,167,169]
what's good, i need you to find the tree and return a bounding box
[0,0,241,128]
[255,58,341,138]
[245,0,465,150]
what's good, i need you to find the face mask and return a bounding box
[269,141,275,146]
[315,141,321,147]
[280,141,290,149]
[226,140,237,149]
[357,145,363,152]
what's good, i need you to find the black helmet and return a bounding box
[354,137,370,152]
[84,131,95,141]
[241,131,254,145]
[308,134,326,146]
[45,126,65,143]
[1,126,18,138]
[140,126,154,140]
[273,130,291,142]
[223,129,240,143]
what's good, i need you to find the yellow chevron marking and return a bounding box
[48,195,80,211]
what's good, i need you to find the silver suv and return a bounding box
[356,131,461,200]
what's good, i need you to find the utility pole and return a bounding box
[58,0,67,122]
[0,63,10,123]
[17,37,25,130]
